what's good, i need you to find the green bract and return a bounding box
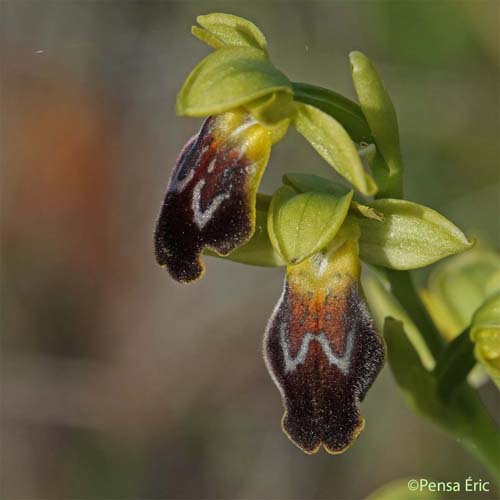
[357,199,473,270]
[421,248,500,340]
[192,13,268,53]
[293,102,377,196]
[350,51,402,176]
[177,46,292,117]
[268,185,352,265]
[350,51,403,198]
[471,292,500,389]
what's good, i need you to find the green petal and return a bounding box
[357,199,474,270]
[177,46,292,117]
[191,26,225,49]
[268,186,353,264]
[244,90,295,127]
[293,102,377,196]
[194,13,268,53]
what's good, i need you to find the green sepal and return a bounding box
[177,46,292,117]
[357,199,474,270]
[349,51,403,178]
[205,208,285,267]
[283,172,383,221]
[292,82,372,143]
[471,291,500,389]
[293,102,377,196]
[283,172,350,197]
[193,13,268,53]
[267,185,353,265]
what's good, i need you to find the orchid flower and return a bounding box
[154,13,474,455]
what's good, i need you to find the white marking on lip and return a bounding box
[191,179,231,229]
[228,119,257,141]
[207,157,217,173]
[279,322,354,374]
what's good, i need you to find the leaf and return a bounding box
[385,318,500,478]
[268,186,353,264]
[293,102,377,196]
[193,13,268,53]
[205,209,285,267]
[349,51,402,176]
[384,318,443,421]
[357,199,474,270]
[177,46,292,117]
[434,328,476,402]
[363,270,435,370]
[292,82,372,143]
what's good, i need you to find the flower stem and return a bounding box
[386,269,499,481]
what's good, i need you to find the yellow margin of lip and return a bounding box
[280,412,366,455]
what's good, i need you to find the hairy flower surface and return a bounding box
[153,12,479,459]
[154,110,271,282]
[264,226,384,453]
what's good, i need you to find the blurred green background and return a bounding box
[1,1,498,499]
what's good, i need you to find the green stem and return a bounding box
[386,270,499,480]
[292,82,372,143]
[385,269,445,358]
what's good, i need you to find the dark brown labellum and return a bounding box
[154,111,271,282]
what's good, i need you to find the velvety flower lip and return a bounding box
[154,110,271,283]
[264,236,385,454]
